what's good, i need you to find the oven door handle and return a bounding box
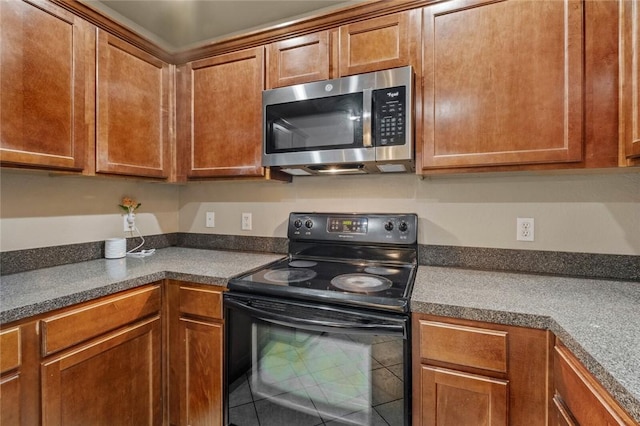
[225,297,406,335]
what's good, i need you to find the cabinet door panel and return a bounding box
[422,0,583,169]
[41,317,162,426]
[554,344,636,425]
[0,373,21,426]
[339,10,420,76]
[421,366,508,426]
[0,0,91,170]
[267,32,330,88]
[620,0,640,161]
[179,318,223,426]
[180,47,265,177]
[96,30,171,178]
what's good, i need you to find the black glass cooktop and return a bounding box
[228,256,416,313]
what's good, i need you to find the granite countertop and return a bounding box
[1,248,638,421]
[0,247,283,324]
[411,266,640,423]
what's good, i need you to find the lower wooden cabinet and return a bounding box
[412,314,550,426]
[553,340,637,426]
[41,317,162,425]
[1,327,23,425]
[168,281,224,426]
[420,365,508,426]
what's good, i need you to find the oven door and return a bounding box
[224,293,410,426]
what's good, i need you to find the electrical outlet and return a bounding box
[123,214,135,232]
[241,212,252,231]
[206,212,215,228]
[517,217,534,242]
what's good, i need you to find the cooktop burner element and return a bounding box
[228,212,418,313]
[363,266,399,276]
[288,260,318,268]
[263,268,317,283]
[331,273,393,293]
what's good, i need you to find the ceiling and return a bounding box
[84,0,359,52]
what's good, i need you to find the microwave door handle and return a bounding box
[362,88,373,148]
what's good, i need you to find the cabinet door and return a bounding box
[0,328,21,425]
[421,0,583,169]
[420,365,508,426]
[168,282,224,426]
[41,317,162,426]
[96,30,171,178]
[553,344,637,425]
[620,0,640,162]
[178,318,223,426]
[267,32,330,88]
[339,10,420,76]
[178,47,265,178]
[0,0,92,171]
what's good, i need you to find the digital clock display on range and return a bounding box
[327,217,368,234]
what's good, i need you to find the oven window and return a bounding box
[265,93,364,153]
[226,308,407,425]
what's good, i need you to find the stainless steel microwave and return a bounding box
[262,66,413,175]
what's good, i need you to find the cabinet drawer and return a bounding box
[0,327,20,373]
[554,343,636,425]
[418,320,508,373]
[179,286,223,319]
[41,285,161,356]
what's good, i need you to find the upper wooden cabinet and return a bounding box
[96,30,172,178]
[266,10,421,88]
[619,0,640,164]
[0,0,93,171]
[177,47,266,178]
[339,10,421,77]
[421,0,584,170]
[266,32,331,89]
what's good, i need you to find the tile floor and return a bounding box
[228,330,405,426]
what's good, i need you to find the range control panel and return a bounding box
[288,213,418,245]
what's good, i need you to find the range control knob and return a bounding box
[398,221,408,232]
[384,221,394,231]
[293,219,303,228]
[305,219,314,229]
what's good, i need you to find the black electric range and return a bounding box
[228,212,418,313]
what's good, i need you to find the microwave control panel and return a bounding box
[373,86,406,146]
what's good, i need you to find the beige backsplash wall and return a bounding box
[0,170,180,251]
[179,172,640,255]
[1,169,639,255]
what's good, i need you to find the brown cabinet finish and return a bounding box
[418,320,508,373]
[421,0,584,170]
[420,365,508,426]
[413,314,550,426]
[41,316,163,425]
[553,342,637,425]
[41,284,161,356]
[0,322,40,426]
[338,10,421,77]
[267,32,331,88]
[1,327,21,425]
[0,0,93,171]
[178,47,265,178]
[168,281,225,426]
[619,0,640,163]
[96,30,172,178]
